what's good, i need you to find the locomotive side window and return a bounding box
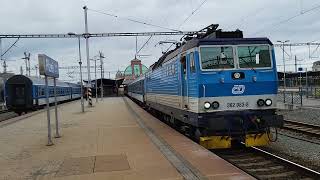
[238,45,271,68]
[181,55,187,74]
[200,46,234,69]
[189,52,196,73]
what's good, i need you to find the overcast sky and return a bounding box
[1,0,320,81]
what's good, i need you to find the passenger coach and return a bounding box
[5,75,81,114]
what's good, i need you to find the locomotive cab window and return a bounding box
[181,55,187,74]
[238,45,271,68]
[189,52,196,73]
[200,46,234,70]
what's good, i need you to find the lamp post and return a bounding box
[68,32,84,113]
[83,6,92,107]
[99,51,105,101]
[22,52,30,76]
[277,40,289,91]
[90,57,98,102]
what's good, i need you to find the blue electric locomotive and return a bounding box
[127,24,283,148]
[5,75,81,114]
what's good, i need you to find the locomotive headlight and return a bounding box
[265,99,272,106]
[204,102,211,109]
[234,72,241,79]
[212,101,219,109]
[257,99,265,107]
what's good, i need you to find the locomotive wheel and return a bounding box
[194,128,209,142]
[194,128,202,142]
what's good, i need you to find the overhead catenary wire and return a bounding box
[87,8,182,32]
[177,0,208,28]
[164,0,208,54]
[87,8,183,58]
[251,3,320,36]
[224,6,268,30]
[136,35,153,56]
[1,38,20,57]
[133,0,208,57]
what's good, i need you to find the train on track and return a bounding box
[126,24,284,149]
[5,75,81,114]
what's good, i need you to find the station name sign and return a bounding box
[38,54,59,78]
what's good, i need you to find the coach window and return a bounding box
[41,88,45,96]
[190,52,196,73]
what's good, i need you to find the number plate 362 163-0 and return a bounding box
[226,102,249,108]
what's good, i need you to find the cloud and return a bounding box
[1,0,320,80]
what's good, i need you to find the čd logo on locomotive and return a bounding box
[232,85,245,95]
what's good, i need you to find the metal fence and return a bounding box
[277,91,303,106]
[298,87,320,98]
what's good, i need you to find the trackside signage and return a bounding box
[38,54,59,78]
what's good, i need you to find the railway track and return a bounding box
[0,109,10,114]
[213,146,320,179]
[129,97,320,178]
[282,120,320,137]
[0,109,18,123]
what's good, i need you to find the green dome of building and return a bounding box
[115,58,148,83]
[124,64,148,76]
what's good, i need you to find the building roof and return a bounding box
[124,64,148,76]
[278,71,320,78]
[84,78,124,87]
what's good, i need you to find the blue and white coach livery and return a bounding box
[127,76,145,103]
[127,24,283,149]
[5,75,81,114]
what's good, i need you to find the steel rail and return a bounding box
[214,144,320,179]
[0,110,10,114]
[252,146,320,176]
[283,120,320,137]
[277,131,320,145]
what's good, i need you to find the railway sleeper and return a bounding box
[237,160,273,167]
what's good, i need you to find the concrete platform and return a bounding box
[0,97,253,180]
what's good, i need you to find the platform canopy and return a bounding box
[83,78,123,87]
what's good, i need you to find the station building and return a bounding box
[115,58,148,85]
[84,58,148,97]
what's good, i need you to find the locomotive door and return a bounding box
[180,54,188,109]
